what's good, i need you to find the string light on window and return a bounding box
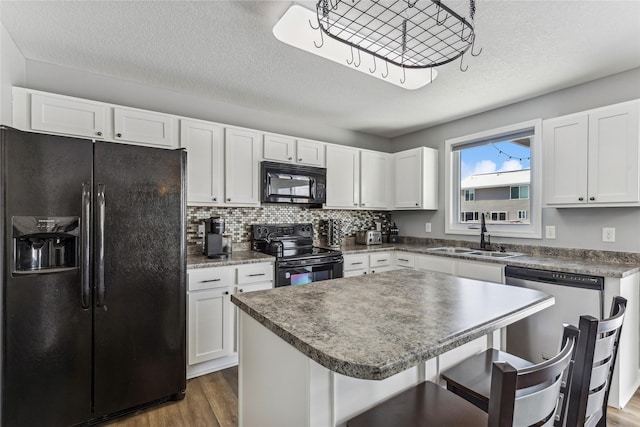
[491,144,530,162]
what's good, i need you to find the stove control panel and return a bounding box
[252,223,313,240]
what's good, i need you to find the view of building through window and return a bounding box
[459,138,531,225]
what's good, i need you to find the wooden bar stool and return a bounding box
[440,296,626,427]
[566,296,627,427]
[346,324,579,427]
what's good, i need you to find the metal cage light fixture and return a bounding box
[313,0,481,74]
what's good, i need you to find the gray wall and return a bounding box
[21,60,391,152]
[0,22,26,125]
[391,68,640,253]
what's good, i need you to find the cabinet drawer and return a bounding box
[395,252,415,268]
[237,263,274,285]
[344,254,369,271]
[370,265,394,274]
[370,252,392,268]
[236,282,273,294]
[188,267,234,291]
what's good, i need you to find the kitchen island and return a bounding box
[232,269,554,427]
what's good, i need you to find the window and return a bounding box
[511,185,529,200]
[490,211,508,221]
[461,211,479,222]
[444,119,542,239]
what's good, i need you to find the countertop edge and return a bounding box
[232,291,554,380]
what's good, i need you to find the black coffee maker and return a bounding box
[203,217,226,259]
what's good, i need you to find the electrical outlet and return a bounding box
[602,227,616,243]
[545,226,556,239]
[197,224,205,237]
[425,222,432,233]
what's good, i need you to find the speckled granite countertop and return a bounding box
[338,243,639,278]
[187,251,275,268]
[232,269,553,380]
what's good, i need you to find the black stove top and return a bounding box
[251,223,342,260]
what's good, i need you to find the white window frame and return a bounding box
[510,185,530,200]
[444,119,542,239]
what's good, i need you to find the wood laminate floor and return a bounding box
[104,366,640,426]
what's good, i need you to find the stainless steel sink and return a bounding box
[427,247,473,254]
[467,251,523,258]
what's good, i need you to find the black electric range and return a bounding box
[251,223,343,287]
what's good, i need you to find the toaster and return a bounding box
[356,230,382,245]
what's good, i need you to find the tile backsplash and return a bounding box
[187,205,391,251]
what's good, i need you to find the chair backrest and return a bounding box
[566,296,627,427]
[488,324,579,427]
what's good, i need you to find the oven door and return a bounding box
[276,256,343,287]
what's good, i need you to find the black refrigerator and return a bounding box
[0,127,187,426]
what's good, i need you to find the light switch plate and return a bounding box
[545,225,556,239]
[425,222,432,233]
[602,227,616,242]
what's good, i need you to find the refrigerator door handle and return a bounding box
[81,182,91,309]
[97,183,106,307]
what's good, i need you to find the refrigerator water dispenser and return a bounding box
[12,216,80,274]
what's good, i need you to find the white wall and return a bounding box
[391,68,640,253]
[0,21,26,125]
[21,60,391,152]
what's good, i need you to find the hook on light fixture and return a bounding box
[353,48,361,67]
[381,60,389,78]
[459,52,468,72]
[314,28,324,48]
[470,34,482,56]
[346,45,355,65]
[400,65,407,84]
[308,18,320,31]
[369,56,377,73]
[436,1,448,25]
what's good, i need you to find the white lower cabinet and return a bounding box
[343,252,393,277]
[187,262,273,378]
[396,252,505,284]
[456,259,504,283]
[188,286,233,365]
[415,254,455,275]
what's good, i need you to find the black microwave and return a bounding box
[261,161,326,207]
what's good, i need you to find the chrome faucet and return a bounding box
[480,213,490,250]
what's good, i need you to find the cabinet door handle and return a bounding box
[227,198,231,202]
[578,197,584,201]
[298,158,303,162]
[398,258,409,262]
[354,203,358,206]
[224,291,230,295]
[378,259,387,262]
[96,131,102,136]
[238,289,244,293]
[116,133,122,138]
[248,273,265,277]
[589,196,595,201]
[200,278,221,283]
[415,203,419,206]
[288,157,293,161]
[361,203,366,206]
[351,262,363,265]
[212,197,218,202]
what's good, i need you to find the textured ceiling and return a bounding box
[1,0,639,138]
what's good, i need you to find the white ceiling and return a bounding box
[1,0,639,138]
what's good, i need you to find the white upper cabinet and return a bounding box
[325,145,360,208]
[360,150,393,209]
[296,139,325,166]
[113,107,176,149]
[180,120,224,205]
[325,145,392,210]
[15,88,178,149]
[263,133,325,166]
[544,100,639,206]
[29,93,106,139]
[393,147,438,210]
[225,128,262,206]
